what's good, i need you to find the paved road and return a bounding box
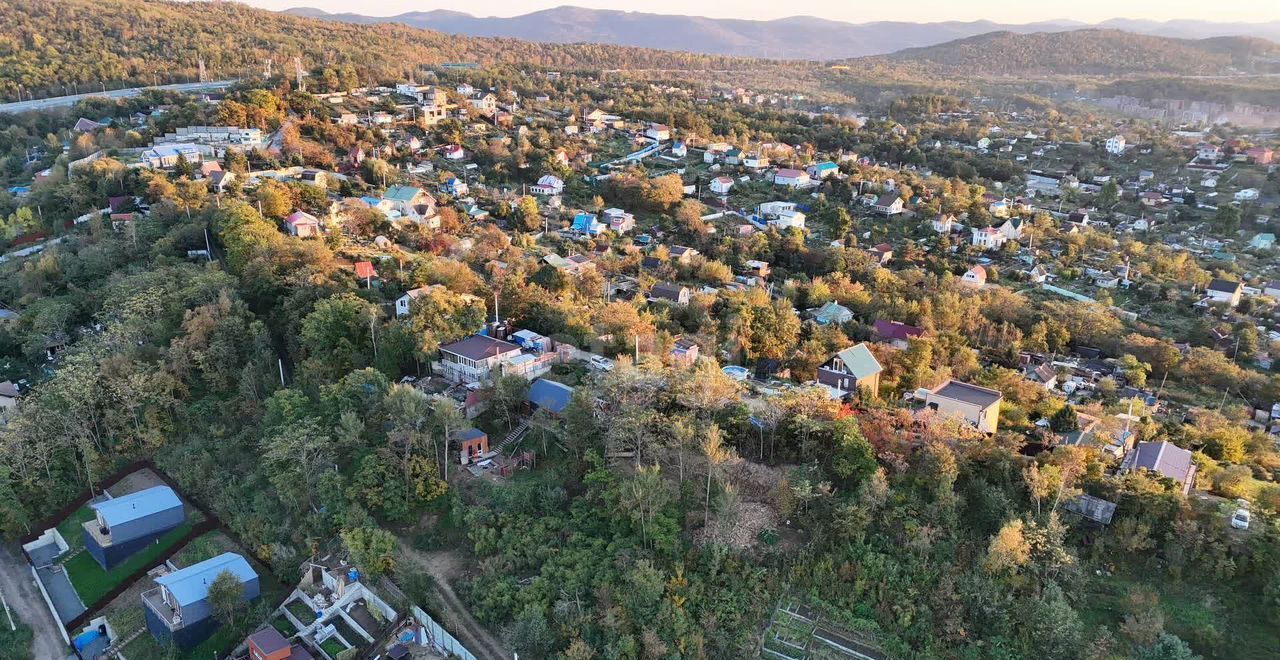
[0,80,237,114]
[0,545,69,658]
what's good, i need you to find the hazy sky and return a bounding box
[243,0,1280,23]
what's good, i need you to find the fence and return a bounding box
[411,605,477,660]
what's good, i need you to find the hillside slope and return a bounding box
[881,29,1280,76]
[0,0,756,99]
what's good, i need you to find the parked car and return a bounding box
[1231,508,1251,530]
[589,355,614,372]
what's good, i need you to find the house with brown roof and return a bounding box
[439,335,525,384]
[1121,441,1197,495]
[650,283,691,305]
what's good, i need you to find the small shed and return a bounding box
[528,378,573,415]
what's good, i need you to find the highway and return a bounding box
[0,80,238,114]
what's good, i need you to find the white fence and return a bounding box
[411,605,477,660]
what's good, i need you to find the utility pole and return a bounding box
[294,57,305,92]
[198,58,207,84]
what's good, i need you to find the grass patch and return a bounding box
[287,598,318,625]
[1078,568,1278,659]
[55,506,96,553]
[320,636,348,657]
[0,614,34,660]
[62,521,195,607]
[271,613,297,636]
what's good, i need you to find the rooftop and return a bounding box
[440,335,522,361]
[91,486,182,529]
[930,380,1002,409]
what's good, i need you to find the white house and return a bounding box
[962,265,988,287]
[988,198,1011,218]
[773,168,811,187]
[284,210,320,238]
[1235,188,1260,202]
[1105,135,1126,156]
[742,153,769,169]
[971,227,1009,250]
[1205,278,1243,307]
[757,201,805,229]
[443,145,465,160]
[873,194,904,216]
[997,217,1024,240]
[603,208,635,233]
[807,162,839,179]
[932,214,957,233]
[531,175,564,196]
[644,123,671,141]
[1197,144,1221,162]
[709,176,733,196]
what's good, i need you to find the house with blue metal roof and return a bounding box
[83,486,185,570]
[143,552,259,650]
[528,378,573,415]
[571,212,605,236]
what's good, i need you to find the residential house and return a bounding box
[603,208,635,233]
[757,201,806,230]
[670,142,688,157]
[84,486,185,570]
[671,336,700,365]
[468,92,498,115]
[1235,188,1260,202]
[284,211,320,238]
[140,144,205,169]
[1105,135,1126,155]
[742,153,769,169]
[382,185,438,224]
[961,265,987,287]
[644,123,671,141]
[817,343,883,398]
[572,212,606,236]
[997,217,1024,240]
[813,301,853,326]
[144,553,259,650]
[650,283,691,305]
[971,227,1009,250]
[807,161,839,179]
[932,214,957,233]
[0,380,19,420]
[443,145,465,160]
[1121,441,1197,495]
[1024,264,1050,283]
[669,245,699,264]
[773,168,811,187]
[457,428,489,464]
[354,261,378,286]
[869,243,893,265]
[439,335,525,384]
[924,380,1003,434]
[1197,144,1222,162]
[871,320,925,350]
[988,198,1011,218]
[1265,281,1280,298]
[1250,233,1275,249]
[873,194,904,216]
[742,260,770,279]
[439,176,468,197]
[709,176,733,196]
[531,175,564,196]
[1025,364,1058,390]
[1206,278,1243,307]
[1246,146,1274,165]
[545,254,594,275]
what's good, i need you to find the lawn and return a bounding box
[55,506,96,553]
[61,521,196,607]
[271,613,297,636]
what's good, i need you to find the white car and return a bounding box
[1231,509,1251,530]
[589,355,614,372]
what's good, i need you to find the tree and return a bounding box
[341,526,397,577]
[1049,404,1079,433]
[701,424,733,528]
[984,518,1031,575]
[1098,180,1119,208]
[490,374,529,430]
[1132,634,1201,660]
[207,570,246,626]
[621,464,674,550]
[514,196,541,232]
[1118,354,1151,388]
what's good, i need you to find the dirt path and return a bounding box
[0,545,69,659]
[396,542,511,660]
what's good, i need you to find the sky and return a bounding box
[241,0,1280,24]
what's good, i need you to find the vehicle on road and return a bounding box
[1231,508,1251,530]
[589,355,614,372]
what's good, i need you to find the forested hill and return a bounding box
[0,0,761,99]
[879,29,1280,77]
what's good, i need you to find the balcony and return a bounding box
[82,520,115,548]
[142,588,184,630]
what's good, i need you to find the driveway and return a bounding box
[0,545,70,658]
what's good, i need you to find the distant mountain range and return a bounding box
[283,6,1280,60]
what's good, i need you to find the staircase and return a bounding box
[492,417,531,455]
[107,626,149,657]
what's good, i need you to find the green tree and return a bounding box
[207,570,246,626]
[341,526,397,577]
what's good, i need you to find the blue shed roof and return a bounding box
[156,553,257,607]
[91,486,182,528]
[528,378,573,414]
